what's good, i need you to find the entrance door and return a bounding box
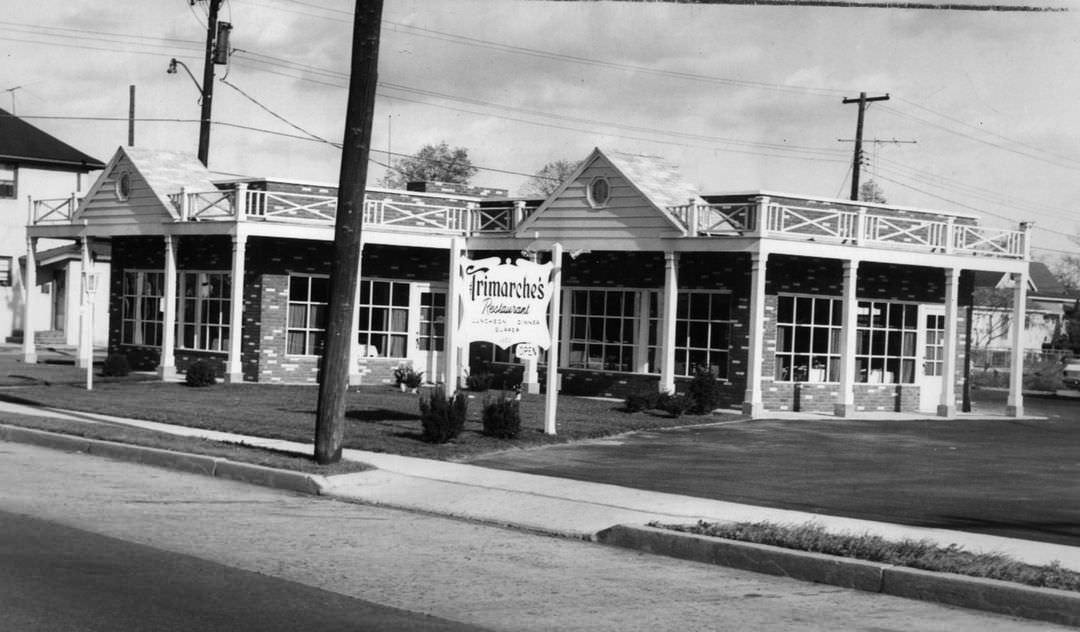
[415,287,447,383]
[918,306,946,411]
[52,270,66,332]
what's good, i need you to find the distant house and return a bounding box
[970,262,1078,369]
[0,107,106,349]
[25,145,1036,417]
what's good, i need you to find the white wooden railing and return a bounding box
[672,197,1028,259]
[31,195,80,223]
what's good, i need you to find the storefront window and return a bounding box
[568,289,636,372]
[121,270,165,346]
[357,279,409,358]
[178,272,230,351]
[774,294,842,382]
[287,275,329,356]
[856,301,918,383]
[648,291,732,378]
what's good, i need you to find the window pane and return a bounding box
[392,282,409,306]
[289,277,308,302]
[390,308,408,332]
[777,295,794,323]
[372,281,390,305]
[310,277,330,303]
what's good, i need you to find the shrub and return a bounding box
[686,365,723,414]
[418,386,468,443]
[393,366,424,388]
[624,391,660,413]
[466,371,494,392]
[101,353,131,377]
[185,360,217,387]
[482,393,522,439]
[657,393,690,418]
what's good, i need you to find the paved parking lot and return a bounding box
[469,391,1080,547]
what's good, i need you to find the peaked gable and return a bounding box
[75,146,217,227]
[516,148,697,241]
[0,107,105,170]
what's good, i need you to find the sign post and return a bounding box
[82,271,98,391]
[543,243,563,435]
[454,249,560,433]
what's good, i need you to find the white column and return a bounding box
[78,238,93,370]
[544,243,564,435]
[225,232,247,383]
[659,252,678,394]
[1006,268,1028,417]
[835,259,859,417]
[938,267,960,417]
[347,243,365,386]
[742,252,768,417]
[22,236,37,364]
[445,237,463,391]
[159,235,178,380]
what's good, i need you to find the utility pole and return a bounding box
[842,92,889,201]
[128,85,135,147]
[314,0,384,464]
[196,0,224,167]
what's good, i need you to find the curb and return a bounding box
[0,424,327,497]
[595,524,1080,627]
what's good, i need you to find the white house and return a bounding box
[1,107,106,352]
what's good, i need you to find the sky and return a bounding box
[2,0,1078,263]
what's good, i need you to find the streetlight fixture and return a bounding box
[82,271,98,391]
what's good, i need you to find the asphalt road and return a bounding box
[0,510,482,632]
[0,441,1062,631]
[469,392,1080,547]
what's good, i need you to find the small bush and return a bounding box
[657,393,690,418]
[466,371,494,392]
[185,360,217,387]
[418,386,468,443]
[686,365,723,414]
[482,393,522,439]
[624,391,660,413]
[101,353,131,377]
[393,366,424,388]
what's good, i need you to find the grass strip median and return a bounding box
[0,414,369,475]
[651,520,1080,593]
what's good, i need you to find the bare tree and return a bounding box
[858,179,887,204]
[380,142,478,189]
[520,159,582,198]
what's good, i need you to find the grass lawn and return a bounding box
[0,379,732,460]
[654,520,1080,593]
[1,413,369,475]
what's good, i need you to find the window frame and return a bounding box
[0,256,12,287]
[566,287,638,373]
[121,269,165,347]
[286,273,330,357]
[355,278,410,359]
[648,290,733,379]
[177,271,231,352]
[586,176,611,208]
[855,300,920,385]
[0,163,15,199]
[774,293,843,383]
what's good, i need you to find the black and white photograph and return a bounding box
[0,0,1078,629]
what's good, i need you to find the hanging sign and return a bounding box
[457,256,554,349]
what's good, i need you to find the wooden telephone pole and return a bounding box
[842,92,889,201]
[314,0,384,464]
[196,0,221,166]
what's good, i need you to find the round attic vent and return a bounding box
[587,176,610,208]
[114,170,132,201]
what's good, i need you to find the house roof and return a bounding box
[0,107,105,171]
[119,146,218,198]
[972,261,1072,299]
[604,150,703,211]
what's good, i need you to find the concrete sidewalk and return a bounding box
[0,397,1075,574]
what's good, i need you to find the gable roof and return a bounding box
[0,107,105,171]
[516,147,701,238]
[74,146,219,222]
[604,149,703,211]
[972,261,1070,298]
